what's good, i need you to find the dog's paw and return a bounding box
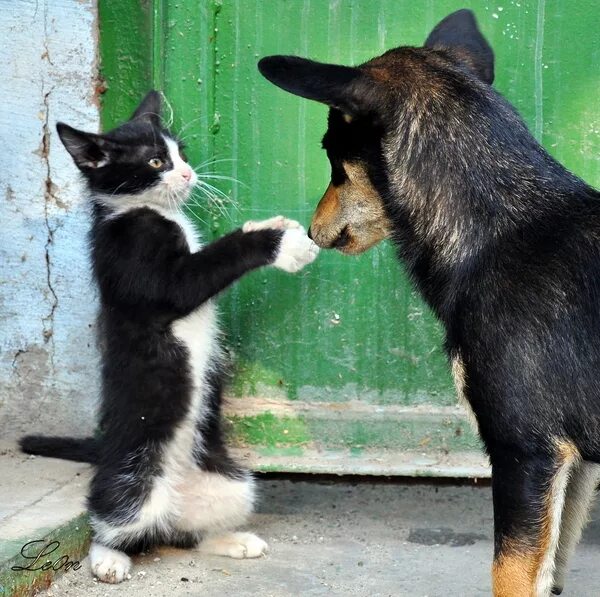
[243,215,302,233]
[198,532,269,559]
[89,542,132,584]
[273,228,319,273]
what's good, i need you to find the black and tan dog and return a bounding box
[259,9,600,597]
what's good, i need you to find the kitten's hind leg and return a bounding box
[89,542,132,584]
[176,469,255,529]
[197,531,268,559]
[174,468,268,558]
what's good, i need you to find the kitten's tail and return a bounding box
[19,435,98,464]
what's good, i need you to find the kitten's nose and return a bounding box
[182,169,192,181]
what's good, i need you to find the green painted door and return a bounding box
[99,0,600,476]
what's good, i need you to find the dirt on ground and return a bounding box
[38,477,600,597]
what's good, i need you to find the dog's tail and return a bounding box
[19,435,98,464]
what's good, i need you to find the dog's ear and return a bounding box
[258,56,380,117]
[130,90,161,124]
[424,9,494,84]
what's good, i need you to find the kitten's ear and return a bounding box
[56,123,109,170]
[130,90,161,124]
[424,9,494,84]
[258,56,380,117]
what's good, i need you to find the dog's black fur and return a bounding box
[259,9,600,596]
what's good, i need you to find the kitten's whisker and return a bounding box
[176,116,204,137]
[106,181,129,201]
[183,209,210,228]
[197,174,249,189]
[159,93,175,129]
[184,197,205,211]
[193,185,230,212]
[166,191,177,213]
[192,157,237,170]
[182,196,212,227]
[195,180,241,214]
[191,185,232,221]
[195,179,230,200]
[171,188,189,210]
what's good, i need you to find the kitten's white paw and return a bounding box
[273,228,319,273]
[198,531,269,559]
[243,215,302,232]
[89,542,132,584]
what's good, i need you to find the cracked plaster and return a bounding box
[1,0,100,437]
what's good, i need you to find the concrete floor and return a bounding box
[38,477,600,597]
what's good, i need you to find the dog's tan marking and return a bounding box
[312,183,340,232]
[450,354,479,434]
[493,440,580,597]
[493,550,537,597]
[310,161,391,254]
[553,460,600,593]
[533,440,580,596]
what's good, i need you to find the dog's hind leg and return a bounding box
[490,441,580,597]
[551,461,600,595]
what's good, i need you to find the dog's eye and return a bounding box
[148,158,163,169]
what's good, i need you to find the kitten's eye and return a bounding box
[179,150,187,162]
[148,158,163,169]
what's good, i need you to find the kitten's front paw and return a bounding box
[198,532,269,559]
[273,228,319,273]
[89,543,132,584]
[243,215,302,233]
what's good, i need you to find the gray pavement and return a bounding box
[38,477,600,597]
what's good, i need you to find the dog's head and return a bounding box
[258,10,495,254]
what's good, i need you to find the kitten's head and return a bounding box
[56,91,197,207]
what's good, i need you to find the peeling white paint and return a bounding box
[0,0,100,437]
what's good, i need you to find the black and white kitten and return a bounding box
[20,91,318,583]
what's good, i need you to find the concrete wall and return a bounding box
[1,0,100,438]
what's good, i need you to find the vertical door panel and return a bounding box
[99,0,600,476]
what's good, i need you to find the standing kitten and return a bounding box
[20,91,318,583]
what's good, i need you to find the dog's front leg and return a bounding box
[490,442,580,597]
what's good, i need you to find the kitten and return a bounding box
[20,90,318,583]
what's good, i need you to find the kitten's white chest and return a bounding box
[159,208,219,393]
[176,214,201,253]
[153,206,220,451]
[168,300,219,470]
[159,208,201,252]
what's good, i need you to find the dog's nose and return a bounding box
[307,227,313,240]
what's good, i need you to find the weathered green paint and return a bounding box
[226,411,481,452]
[98,1,153,130]
[229,446,490,477]
[99,1,599,475]
[227,413,312,446]
[0,514,90,597]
